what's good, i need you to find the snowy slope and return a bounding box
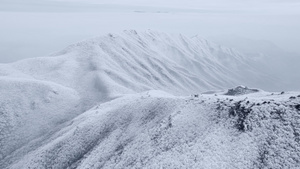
[8,30,278,95]
[3,90,300,169]
[0,77,81,162]
[0,31,297,168]
[208,36,300,91]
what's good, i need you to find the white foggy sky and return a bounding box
[0,0,299,62]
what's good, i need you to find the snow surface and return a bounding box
[0,31,299,168]
[208,35,300,91]
[3,90,300,169]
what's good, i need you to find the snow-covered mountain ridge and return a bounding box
[7,30,279,96]
[0,30,299,168]
[3,90,300,168]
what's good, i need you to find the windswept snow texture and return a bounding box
[11,30,279,93]
[0,31,299,168]
[3,90,300,169]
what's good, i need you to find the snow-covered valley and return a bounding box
[1,31,299,168]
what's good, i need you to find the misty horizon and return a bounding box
[0,0,300,63]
